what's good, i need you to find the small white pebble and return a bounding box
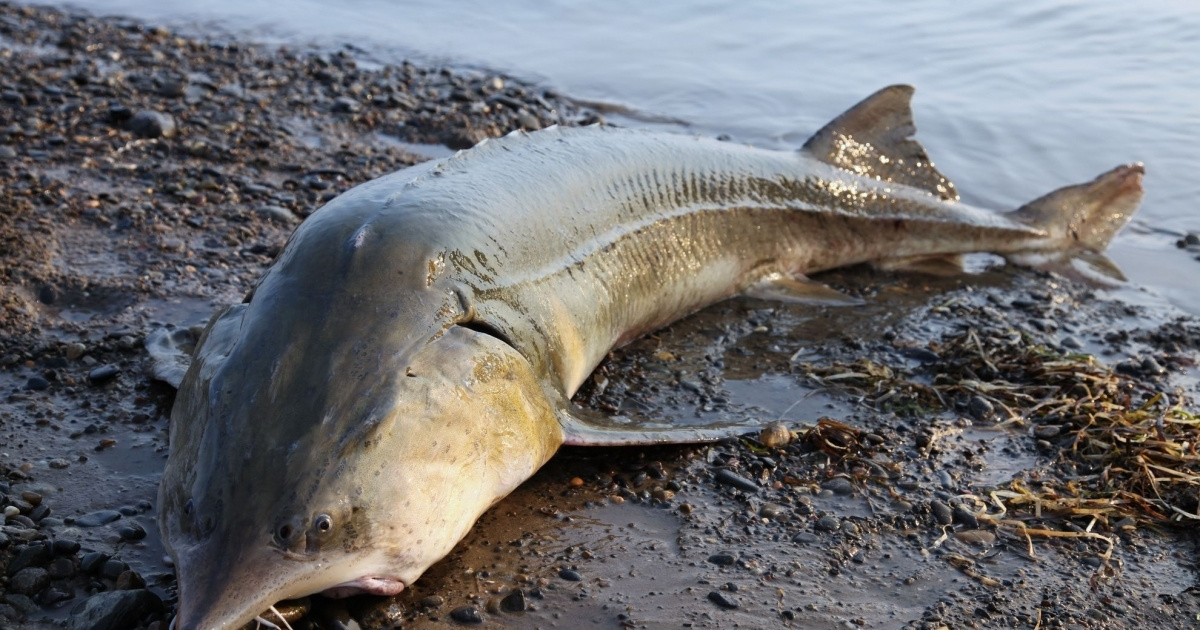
[3,505,20,518]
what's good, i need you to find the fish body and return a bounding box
[158,85,1142,629]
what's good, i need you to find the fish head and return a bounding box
[159,294,564,630]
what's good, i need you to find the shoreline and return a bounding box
[1,3,1197,629]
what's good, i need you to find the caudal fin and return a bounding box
[1006,163,1144,285]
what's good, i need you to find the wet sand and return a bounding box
[0,4,1197,629]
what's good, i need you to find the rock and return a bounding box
[1185,232,1200,246]
[419,595,445,608]
[52,538,81,555]
[759,422,791,447]
[759,503,788,521]
[47,556,76,579]
[67,589,162,630]
[707,552,737,566]
[952,506,980,529]
[1033,424,1062,439]
[253,205,299,225]
[822,477,855,495]
[707,591,739,609]
[500,588,527,612]
[115,569,146,590]
[449,606,482,623]
[9,567,49,594]
[7,543,51,575]
[75,510,122,527]
[0,145,17,160]
[80,551,110,574]
[88,364,120,385]
[558,568,582,581]
[128,110,176,139]
[331,96,361,113]
[118,523,147,541]
[24,376,50,391]
[930,500,953,525]
[814,515,840,532]
[955,530,996,545]
[967,395,994,420]
[713,469,758,493]
[101,558,130,579]
[792,532,819,544]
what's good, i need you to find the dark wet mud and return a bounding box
[1,4,1198,630]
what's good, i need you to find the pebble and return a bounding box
[822,477,855,495]
[952,506,980,529]
[115,569,146,590]
[558,568,582,581]
[128,110,176,139]
[118,522,147,541]
[24,376,50,391]
[449,606,483,623]
[713,469,758,493]
[500,588,527,612]
[66,589,162,630]
[0,145,17,159]
[47,556,76,579]
[331,96,361,113]
[792,532,819,544]
[955,530,996,545]
[52,538,81,555]
[758,503,788,521]
[88,364,121,385]
[101,559,130,580]
[9,567,49,595]
[929,500,953,525]
[254,205,299,225]
[1033,424,1062,439]
[75,510,122,527]
[967,395,994,420]
[814,516,840,532]
[6,543,51,576]
[419,595,445,608]
[759,422,791,447]
[707,552,737,566]
[707,591,740,609]
[1184,232,1200,246]
[80,551,111,574]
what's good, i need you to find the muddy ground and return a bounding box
[1,4,1198,629]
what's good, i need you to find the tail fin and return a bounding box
[1007,163,1144,285]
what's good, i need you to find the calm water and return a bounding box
[57,0,1200,313]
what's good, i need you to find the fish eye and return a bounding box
[314,514,333,535]
[183,500,194,515]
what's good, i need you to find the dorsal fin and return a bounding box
[802,85,959,201]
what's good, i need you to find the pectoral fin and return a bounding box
[1006,251,1128,287]
[558,404,751,446]
[744,274,863,306]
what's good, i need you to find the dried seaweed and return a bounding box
[796,327,1200,528]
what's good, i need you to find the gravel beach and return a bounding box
[1,4,1197,629]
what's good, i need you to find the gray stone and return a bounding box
[128,110,176,139]
[713,469,758,493]
[75,510,122,527]
[67,590,162,630]
[821,477,855,495]
[10,567,49,595]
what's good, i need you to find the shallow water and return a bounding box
[54,0,1200,312]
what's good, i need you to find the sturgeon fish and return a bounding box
[156,85,1143,630]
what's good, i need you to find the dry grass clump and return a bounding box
[798,327,1199,528]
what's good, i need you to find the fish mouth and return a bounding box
[322,576,406,598]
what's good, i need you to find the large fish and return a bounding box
[154,85,1142,629]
